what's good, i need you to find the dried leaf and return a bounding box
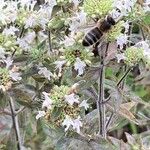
[120,102,137,111]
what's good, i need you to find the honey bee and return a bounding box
[82,16,116,47]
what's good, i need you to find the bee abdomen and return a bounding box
[82,27,103,46]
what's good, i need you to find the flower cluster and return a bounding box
[116,41,150,67]
[58,44,93,76]
[0,57,22,91]
[124,46,144,66]
[106,21,125,42]
[83,0,114,17]
[36,84,89,133]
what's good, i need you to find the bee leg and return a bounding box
[92,41,100,57]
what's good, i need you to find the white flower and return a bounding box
[0,12,7,25]
[69,10,87,32]
[24,32,36,44]
[72,116,82,133]
[38,5,53,19]
[38,67,53,80]
[116,53,126,63]
[123,21,130,33]
[54,60,66,75]
[76,10,86,26]
[124,0,134,12]
[42,92,52,109]
[2,26,19,36]
[0,47,6,59]
[110,9,121,22]
[36,111,46,120]
[9,72,22,81]
[61,36,75,47]
[20,0,36,11]
[143,0,150,12]
[4,57,13,69]
[72,0,80,8]
[38,31,48,42]
[24,14,37,29]
[74,57,86,76]
[117,34,128,49]
[38,17,49,30]
[113,0,136,17]
[4,2,18,23]
[64,93,79,106]
[17,38,30,50]
[62,115,74,132]
[45,0,57,6]
[69,19,80,33]
[135,41,150,57]
[79,100,89,110]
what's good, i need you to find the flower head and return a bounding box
[38,67,53,80]
[79,100,89,110]
[116,53,126,63]
[42,92,52,109]
[72,116,83,133]
[36,111,46,120]
[2,26,19,36]
[62,115,74,132]
[117,34,128,49]
[74,57,86,76]
[64,93,79,106]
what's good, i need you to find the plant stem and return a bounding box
[9,97,22,150]
[140,27,145,41]
[117,67,132,87]
[48,30,52,53]
[97,43,109,138]
[106,112,114,129]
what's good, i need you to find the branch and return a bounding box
[97,43,109,138]
[15,106,26,116]
[106,112,114,129]
[9,97,22,150]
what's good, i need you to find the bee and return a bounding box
[82,16,116,47]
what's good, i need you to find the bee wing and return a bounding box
[77,23,95,33]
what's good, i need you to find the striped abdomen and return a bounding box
[82,27,103,47]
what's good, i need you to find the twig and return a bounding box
[97,43,109,138]
[116,67,132,87]
[140,27,145,41]
[9,97,22,150]
[48,30,52,53]
[106,112,114,129]
[12,26,25,57]
[15,106,26,116]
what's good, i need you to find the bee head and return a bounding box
[107,16,115,25]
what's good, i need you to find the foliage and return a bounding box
[0,0,150,150]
